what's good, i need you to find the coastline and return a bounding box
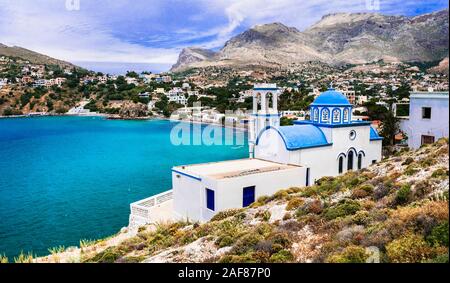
[0,113,249,131]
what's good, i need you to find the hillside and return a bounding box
[25,138,449,263]
[171,9,449,72]
[0,44,78,70]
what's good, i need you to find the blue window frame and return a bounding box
[206,188,215,211]
[306,168,310,186]
[243,186,255,207]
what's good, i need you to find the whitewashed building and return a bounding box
[400,92,449,149]
[129,84,383,225]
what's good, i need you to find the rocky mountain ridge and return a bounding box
[171,9,449,72]
[0,44,79,70]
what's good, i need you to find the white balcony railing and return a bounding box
[129,190,173,228]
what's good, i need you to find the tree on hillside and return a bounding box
[380,104,400,146]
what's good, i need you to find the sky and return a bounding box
[0,0,448,73]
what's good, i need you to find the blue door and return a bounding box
[206,188,215,211]
[243,186,255,207]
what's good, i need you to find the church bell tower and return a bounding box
[249,83,280,158]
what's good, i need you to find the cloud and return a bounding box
[0,0,180,64]
[0,0,447,69]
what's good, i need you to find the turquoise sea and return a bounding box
[0,116,248,258]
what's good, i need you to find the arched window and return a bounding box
[332,109,341,123]
[343,108,349,122]
[347,151,354,171]
[321,108,330,122]
[358,153,363,169]
[313,108,319,121]
[338,156,344,174]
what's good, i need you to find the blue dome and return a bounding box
[311,88,351,106]
[256,125,331,150]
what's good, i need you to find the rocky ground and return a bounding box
[22,138,449,263]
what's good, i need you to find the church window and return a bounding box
[338,156,344,174]
[347,151,354,171]
[358,153,363,169]
[313,108,319,121]
[333,109,341,123]
[321,109,330,122]
[349,130,357,140]
[343,108,349,122]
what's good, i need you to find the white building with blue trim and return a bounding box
[129,84,383,225]
[254,86,383,184]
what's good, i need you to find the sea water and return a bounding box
[0,116,248,258]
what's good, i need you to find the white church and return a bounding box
[129,84,383,225]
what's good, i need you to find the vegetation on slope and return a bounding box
[9,138,449,264]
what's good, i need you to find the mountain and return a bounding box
[428,57,449,75]
[170,47,218,71]
[171,9,449,72]
[0,44,79,70]
[33,138,449,263]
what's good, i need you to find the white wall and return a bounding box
[401,95,449,149]
[255,124,382,184]
[255,128,289,164]
[172,172,208,222]
[173,166,306,222]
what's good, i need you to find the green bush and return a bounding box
[216,236,234,248]
[219,254,255,263]
[326,245,369,263]
[230,232,263,255]
[402,157,414,166]
[286,197,304,211]
[352,184,374,199]
[322,199,361,220]
[426,221,449,247]
[395,184,411,205]
[269,249,294,263]
[386,234,433,263]
[211,209,244,222]
[425,253,449,263]
[431,168,448,179]
[404,165,419,176]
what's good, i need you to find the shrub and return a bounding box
[282,213,292,221]
[322,199,361,220]
[395,184,411,205]
[326,245,369,263]
[419,157,434,168]
[306,199,323,214]
[273,190,289,200]
[286,197,304,211]
[261,211,271,222]
[412,180,432,199]
[352,184,374,199]
[402,157,414,166]
[404,165,419,176]
[425,253,449,263]
[230,232,263,255]
[211,209,244,222]
[2,107,23,116]
[431,168,448,179]
[219,254,255,263]
[14,251,34,263]
[268,232,292,249]
[373,184,391,200]
[426,221,449,247]
[216,236,234,248]
[269,249,294,263]
[352,211,371,225]
[0,254,8,263]
[386,234,433,263]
